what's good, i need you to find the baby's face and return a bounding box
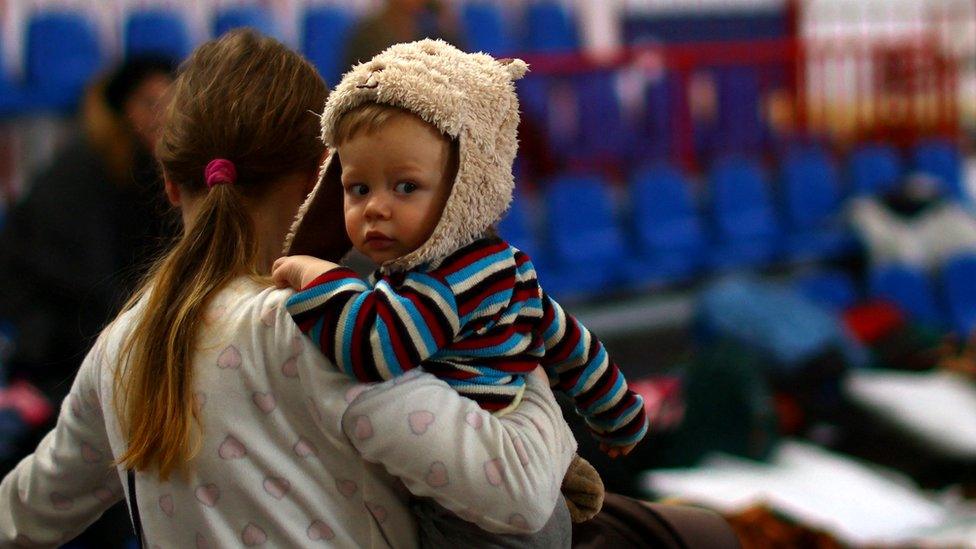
[338,113,453,265]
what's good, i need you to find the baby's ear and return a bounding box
[497,58,529,81]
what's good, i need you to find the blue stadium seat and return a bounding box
[793,270,859,312]
[213,5,277,39]
[497,193,540,259]
[523,2,577,52]
[848,144,903,196]
[912,138,964,200]
[539,175,624,299]
[714,67,764,155]
[941,253,976,337]
[461,4,514,56]
[707,157,780,269]
[125,9,191,61]
[626,163,706,285]
[25,11,104,111]
[868,263,943,327]
[302,6,355,86]
[780,147,854,261]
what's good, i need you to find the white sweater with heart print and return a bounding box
[0,277,576,548]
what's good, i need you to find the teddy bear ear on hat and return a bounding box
[497,58,529,81]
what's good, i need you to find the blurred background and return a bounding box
[1,0,976,547]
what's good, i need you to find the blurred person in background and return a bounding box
[344,0,465,70]
[0,56,176,415]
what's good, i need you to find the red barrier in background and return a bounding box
[512,22,962,172]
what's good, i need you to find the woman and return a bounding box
[0,30,574,547]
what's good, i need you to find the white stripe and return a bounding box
[590,381,628,416]
[554,328,593,374]
[378,283,432,359]
[401,278,461,335]
[370,321,393,379]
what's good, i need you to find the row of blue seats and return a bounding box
[795,258,976,338]
[499,142,965,300]
[0,2,583,114]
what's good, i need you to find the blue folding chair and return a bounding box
[301,6,355,86]
[25,11,103,111]
[461,4,514,56]
[497,193,540,259]
[523,2,577,53]
[868,263,943,327]
[213,5,277,39]
[912,138,964,200]
[780,147,854,261]
[707,157,780,269]
[793,270,859,312]
[848,143,903,196]
[941,253,976,337]
[626,163,706,285]
[125,9,191,61]
[539,175,624,299]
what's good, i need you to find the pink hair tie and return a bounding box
[204,158,237,188]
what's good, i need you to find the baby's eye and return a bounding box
[347,184,369,196]
[394,181,418,194]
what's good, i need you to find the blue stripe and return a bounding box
[444,249,512,288]
[459,289,512,326]
[447,373,525,388]
[339,291,371,374]
[584,370,625,415]
[407,273,458,316]
[377,284,438,358]
[286,277,367,310]
[568,347,608,396]
[451,333,526,358]
[374,316,403,377]
[588,396,645,431]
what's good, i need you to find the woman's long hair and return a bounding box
[113,30,327,480]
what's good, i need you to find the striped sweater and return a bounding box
[286,237,648,445]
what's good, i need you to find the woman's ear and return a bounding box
[164,179,181,207]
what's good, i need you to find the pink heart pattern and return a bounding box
[193,392,207,414]
[241,523,267,546]
[336,478,358,498]
[509,513,529,530]
[81,442,102,463]
[93,487,115,503]
[366,501,387,523]
[425,461,449,488]
[465,411,484,430]
[217,346,242,369]
[263,477,291,500]
[307,520,335,541]
[484,459,504,486]
[218,435,247,460]
[344,384,370,404]
[281,357,299,378]
[513,436,530,466]
[195,532,209,549]
[252,392,276,414]
[408,410,435,435]
[50,492,73,511]
[260,306,276,327]
[294,438,318,458]
[158,494,174,517]
[195,484,220,507]
[353,415,374,440]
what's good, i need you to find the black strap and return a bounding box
[126,469,145,549]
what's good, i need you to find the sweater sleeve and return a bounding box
[285,267,461,383]
[0,335,123,546]
[341,370,576,535]
[539,293,649,446]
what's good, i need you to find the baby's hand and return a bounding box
[599,441,637,459]
[272,255,340,290]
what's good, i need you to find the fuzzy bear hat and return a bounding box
[283,39,528,272]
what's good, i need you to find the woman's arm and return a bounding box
[0,334,123,545]
[340,369,576,534]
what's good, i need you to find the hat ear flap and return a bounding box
[283,154,352,262]
[498,58,529,81]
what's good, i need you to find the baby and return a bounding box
[274,39,647,536]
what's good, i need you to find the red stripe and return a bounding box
[348,294,375,380]
[458,277,514,318]
[577,367,620,410]
[436,241,510,277]
[374,298,414,371]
